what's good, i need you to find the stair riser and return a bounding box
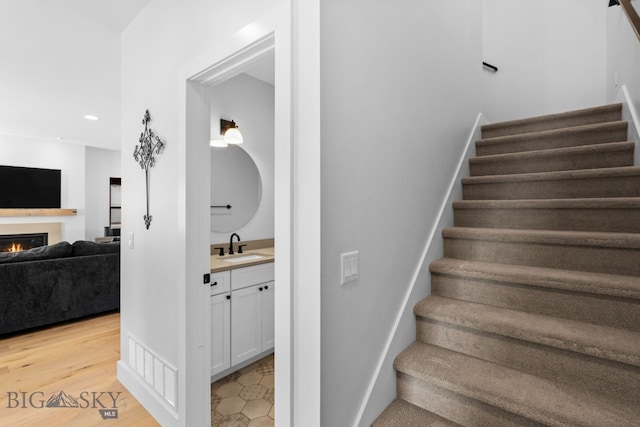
[481,108,622,139]
[372,399,459,427]
[396,373,545,427]
[476,123,628,156]
[416,318,640,404]
[462,175,640,200]
[469,147,633,176]
[453,206,640,233]
[443,238,640,276]
[431,275,640,332]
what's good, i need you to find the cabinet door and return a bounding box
[231,285,262,365]
[261,281,275,351]
[211,293,231,377]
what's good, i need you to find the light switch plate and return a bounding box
[341,251,359,285]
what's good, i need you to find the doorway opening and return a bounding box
[182,28,292,426]
[207,53,276,424]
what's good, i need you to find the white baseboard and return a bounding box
[117,360,179,427]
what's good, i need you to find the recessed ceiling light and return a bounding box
[84,114,99,121]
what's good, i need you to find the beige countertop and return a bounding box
[210,247,274,273]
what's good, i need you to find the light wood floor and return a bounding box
[0,312,159,426]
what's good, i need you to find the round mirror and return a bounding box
[210,145,262,232]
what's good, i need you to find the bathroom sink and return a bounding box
[223,254,266,263]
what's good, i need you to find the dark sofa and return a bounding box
[0,240,120,335]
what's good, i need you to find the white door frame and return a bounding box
[290,1,322,425]
[177,6,301,426]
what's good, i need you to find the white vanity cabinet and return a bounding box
[210,292,231,376]
[210,271,231,377]
[231,280,274,365]
[210,262,274,379]
[230,263,275,366]
[230,284,262,364]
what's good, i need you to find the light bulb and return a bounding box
[224,127,243,144]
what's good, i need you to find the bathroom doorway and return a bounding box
[208,52,276,425]
[182,28,293,426]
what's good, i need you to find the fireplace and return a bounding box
[0,233,48,252]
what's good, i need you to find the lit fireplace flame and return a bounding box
[6,242,23,252]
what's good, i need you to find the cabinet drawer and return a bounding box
[210,270,231,295]
[231,262,274,291]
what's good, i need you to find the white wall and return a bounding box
[208,73,274,244]
[85,147,121,241]
[0,135,86,242]
[320,1,483,425]
[482,0,608,122]
[119,1,281,425]
[607,1,640,117]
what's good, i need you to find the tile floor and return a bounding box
[211,353,274,426]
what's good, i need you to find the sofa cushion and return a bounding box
[71,240,120,256]
[0,241,73,264]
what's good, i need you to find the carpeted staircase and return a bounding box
[373,103,640,426]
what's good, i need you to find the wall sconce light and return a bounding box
[210,138,227,148]
[609,0,620,6]
[220,119,244,145]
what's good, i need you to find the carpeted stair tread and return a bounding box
[462,166,640,200]
[469,141,634,176]
[443,227,640,276]
[372,399,461,427]
[442,226,640,249]
[481,103,622,138]
[476,121,628,156]
[462,165,640,185]
[394,341,640,427]
[453,197,640,210]
[453,197,640,232]
[414,296,640,367]
[429,258,640,300]
[430,258,640,332]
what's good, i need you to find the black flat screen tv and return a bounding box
[0,166,61,208]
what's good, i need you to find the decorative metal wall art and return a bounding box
[133,110,165,229]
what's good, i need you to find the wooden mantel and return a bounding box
[0,208,77,217]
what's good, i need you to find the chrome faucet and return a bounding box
[229,233,241,255]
